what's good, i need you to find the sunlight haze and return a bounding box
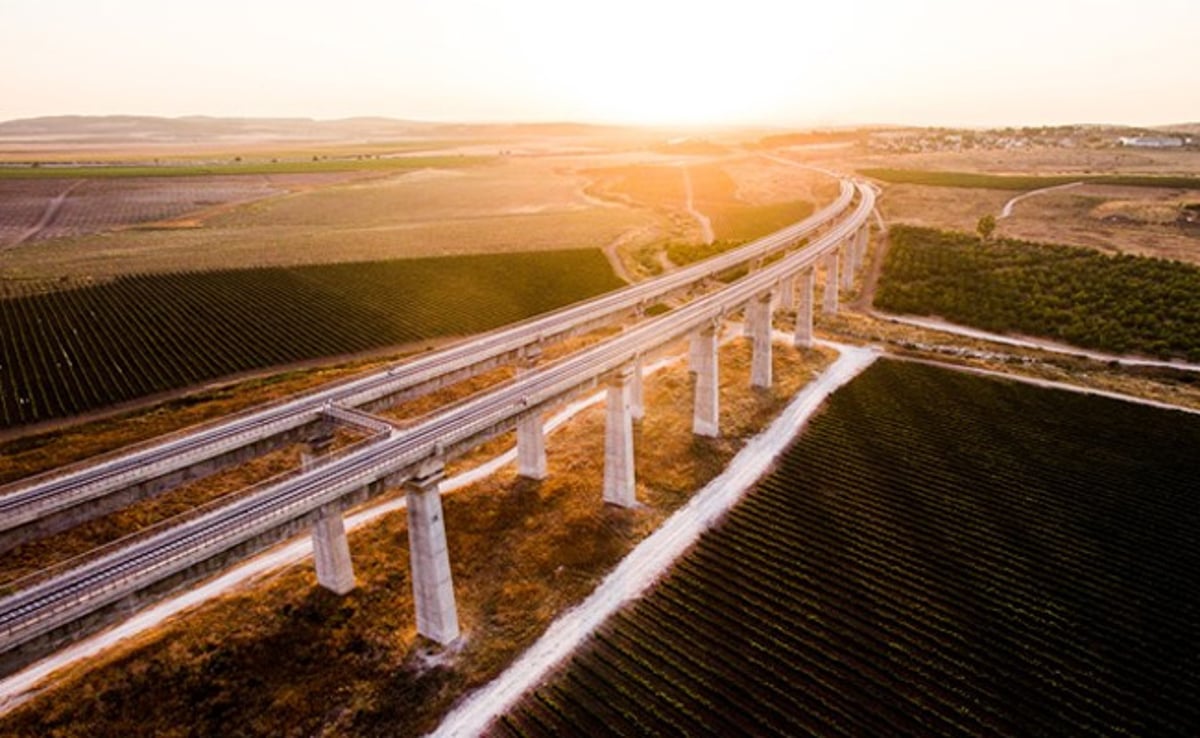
[1,0,1196,126]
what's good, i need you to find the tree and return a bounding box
[976,214,997,242]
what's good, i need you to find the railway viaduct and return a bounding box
[0,176,875,673]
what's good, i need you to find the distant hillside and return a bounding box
[1158,122,1200,136]
[0,115,641,146]
[0,115,446,144]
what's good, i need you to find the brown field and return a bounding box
[873,183,1013,232]
[585,155,828,245]
[999,184,1200,263]
[832,146,1200,263]
[847,146,1200,175]
[0,176,301,247]
[0,145,836,285]
[0,157,659,281]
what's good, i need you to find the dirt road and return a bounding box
[681,165,715,244]
[999,181,1083,219]
[5,179,84,248]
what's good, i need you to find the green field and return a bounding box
[875,225,1200,360]
[498,359,1200,736]
[860,167,1200,191]
[0,250,623,428]
[0,155,490,180]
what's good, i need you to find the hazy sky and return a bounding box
[1,0,1195,127]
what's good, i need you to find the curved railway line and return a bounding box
[0,172,875,668]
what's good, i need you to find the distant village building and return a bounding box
[1118,136,1187,148]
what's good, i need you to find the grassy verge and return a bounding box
[860,168,1200,191]
[0,338,834,737]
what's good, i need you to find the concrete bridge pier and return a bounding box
[841,240,855,290]
[779,274,796,310]
[303,437,357,595]
[855,224,870,267]
[822,250,840,315]
[692,321,720,437]
[749,293,773,389]
[516,414,548,480]
[630,354,645,420]
[794,268,815,349]
[406,462,460,645]
[516,349,548,480]
[312,503,356,594]
[603,365,638,508]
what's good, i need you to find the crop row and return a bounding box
[876,225,1200,360]
[495,359,1200,737]
[0,249,623,427]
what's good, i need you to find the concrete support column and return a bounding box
[750,293,774,389]
[779,274,796,310]
[406,462,460,645]
[630,354,645,421]
[312,503,356,594]
[688,329,703,373]
[794,268,815,349]
[856,224,870,266]
[603,365,637,508]
[303,440,356,595]
[515,349,547,480]
[516,414,547,480]
[822,250,840,315]
[849,230,863,277]
[841,241,855,290]
[692,322,720,437]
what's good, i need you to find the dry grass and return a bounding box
[998,185,1200,264]
[874,183,1014,232]
[0,338,834,737]
[845,147,1200,176]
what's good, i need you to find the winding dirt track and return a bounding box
[681,165,715,244]
[999,181,1083,219]
[5,180,85,249]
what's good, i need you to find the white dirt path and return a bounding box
[681,165,715,244]
[879,313,1200,373]
[429,342,879,737]
[999,181,1083,219]
[6,179,85,249]
[896,354,1200,416]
